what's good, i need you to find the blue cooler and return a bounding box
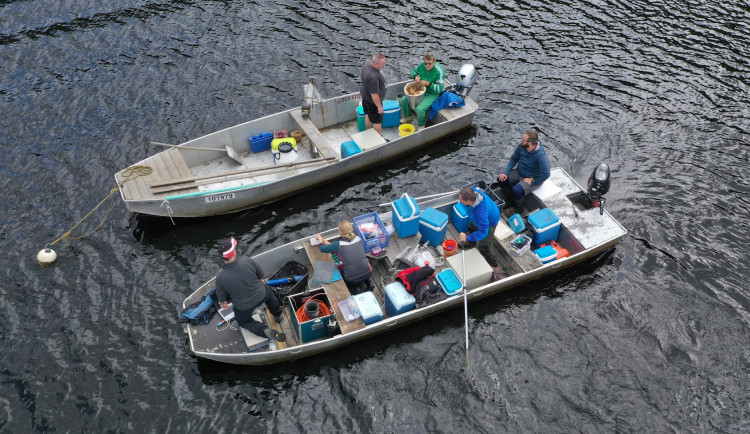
[452,202,470,232]
[382,100,400,128]
[528,208,561,246]
[419,207,449,246]
[353,291,383,325]
[392,193,421,237]
[356,105,367,132]
[249,132,273,153]
[341,140,362,158]
[534,245,558,264]
[437,268,463,296]
[384,282,415,316]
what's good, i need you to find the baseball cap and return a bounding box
[218,237,237,259]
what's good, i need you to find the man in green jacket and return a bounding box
[399,53,445,130]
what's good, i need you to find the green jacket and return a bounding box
[410,62,445,96]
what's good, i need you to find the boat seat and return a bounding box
[290,110,338,160]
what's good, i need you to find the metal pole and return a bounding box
[461,241,469,351]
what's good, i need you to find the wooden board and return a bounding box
[290,110,338,160]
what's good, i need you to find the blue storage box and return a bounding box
[384,282,415,316]
[353,291,383,325]
[353,212,389,252]
[452,202,469,233]
[534,245,558,264]
[392,193,421,237]
[341,140,362,158]
[418,207,449,246]
[249,132,273,153]
[356,106,366,132]
[286,288,332,343]
[437,268,463,296]
[508,213,524,234]
[528,208,561,246]
[382,100,401,128]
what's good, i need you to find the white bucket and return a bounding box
[404,82,425,110]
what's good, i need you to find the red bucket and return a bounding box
[442,239,457,258]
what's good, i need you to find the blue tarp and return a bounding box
[429,91,466,120]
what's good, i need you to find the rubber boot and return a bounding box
[514,196,525,215]
[501,185,515,208]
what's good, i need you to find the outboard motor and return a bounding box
[451,63,477,99]
[582,163,611,215]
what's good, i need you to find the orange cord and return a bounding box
[295,295,331,322]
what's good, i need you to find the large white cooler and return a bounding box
[446,248,493,290]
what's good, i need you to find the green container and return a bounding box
[356,105,366,132]
[287,288,332,343]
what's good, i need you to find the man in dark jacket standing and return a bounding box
[216,237,286,342]
[360,52,387,134]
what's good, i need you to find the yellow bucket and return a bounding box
[399,124,415,137]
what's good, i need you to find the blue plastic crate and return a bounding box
[353,212,389,252]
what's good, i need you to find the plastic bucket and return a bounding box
[404,82,425,110]
[290,130,303,144]
[442,239,457,258]
[399,124,415,137]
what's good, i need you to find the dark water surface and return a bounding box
[2,0,749,432]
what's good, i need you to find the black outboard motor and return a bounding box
[582,163,611,215]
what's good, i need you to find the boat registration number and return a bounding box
[205,193,235,203]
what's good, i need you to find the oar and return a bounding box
[151,141,243,164]
[377,190,459,207]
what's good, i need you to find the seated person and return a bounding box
[316,221,372,294]
[398,53,445,130]
[457,187,501,270]
[496,129,551,213]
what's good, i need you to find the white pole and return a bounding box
[461,242,469,351]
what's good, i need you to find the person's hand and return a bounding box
[459,232,467,243]
[523,177,533,185]
[220,301,229,309]
[315,234,324,243]
[498,173,508,182]
[414,75,420,82]
[378,105,383,114]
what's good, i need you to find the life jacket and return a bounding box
[539,240,570,259]
[179,289,217,326]
[395,265,435,295]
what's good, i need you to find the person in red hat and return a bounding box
[215,237,286,342]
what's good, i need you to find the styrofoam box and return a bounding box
[528,208,561,246]
[446,248,492,290]
[353,291,383,325]
[452,202,469,232]
[418,207,449,247]
[436,268,463,296]
[534,245,558,264]
[392,193,421,237]
[384,282,415,316]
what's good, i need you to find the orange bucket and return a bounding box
[442,239,457,258]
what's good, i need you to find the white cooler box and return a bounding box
[446,248,493,290]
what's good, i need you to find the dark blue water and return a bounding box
[2,0,749,431]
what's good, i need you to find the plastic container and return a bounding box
[338,298,361,322]
[442,239,457,258]
[382,100,401,128]
[341,140,362,158]
[353,291,383,325]
[534,244,558,264]
[452,202,470,233]
[274,130,289,139]
[290,130,304,144]
[392,193,421,237]
[249,132,273,153]
[353,212,389,252]
[272,137,298,164]
[416,250,435,267]
[528,208,561,246]
[436,268,463,296]
[418,207,449,247]
[399,124,414,136]
[508,213,524,234]
[510,234,531,256]
[384,282,415,316]
[356,105,367,132]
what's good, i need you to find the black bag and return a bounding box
[415,276,447,308]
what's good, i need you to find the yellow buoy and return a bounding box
[37,247,57,267]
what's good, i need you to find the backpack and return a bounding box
[179,289,217,326]
[415,276,447,308]
[395,265,435,296]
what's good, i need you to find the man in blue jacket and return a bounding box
[458,187,501,269]
[497,129,551,213]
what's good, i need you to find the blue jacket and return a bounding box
[466,188,500,243]
[503,141,551,187]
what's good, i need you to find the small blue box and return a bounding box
[534,245,558,264]
[436,268,463,296]
[419,207,449,246]
[452,202,469,233]
[508,213,524,234]
[528,208,561,246]
[249,132,273,153]
[353,291,383,325]
[382,100,401,128]
[356,106,366,132]
[341,140,362,158]
[392,193,421,237]
[384,282,415,316]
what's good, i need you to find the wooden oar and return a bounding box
[149,157,336,190]
[151,141,243,164]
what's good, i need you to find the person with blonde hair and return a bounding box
[316,221,372,294]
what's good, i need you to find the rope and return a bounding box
[48,165,153,246]
[295,295,331,323]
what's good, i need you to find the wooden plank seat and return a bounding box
[290,110,339,160]
[303,241,366,334]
